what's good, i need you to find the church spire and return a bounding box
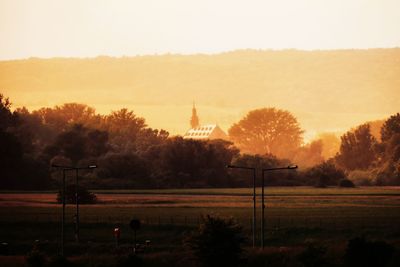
[190,102,200,128]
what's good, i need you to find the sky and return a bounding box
[1,0,400,60]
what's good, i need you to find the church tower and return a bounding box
[190,102,200,128]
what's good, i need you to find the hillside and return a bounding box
[1,49,399,138]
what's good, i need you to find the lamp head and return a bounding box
[288,165,298,169]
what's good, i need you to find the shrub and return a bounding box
[348,169,375,186]
[304,160,346,187]
[26,250,46,267]
[116,254,143,267]
[339,179,355,188]
[344,237,395,267]
[297,243,327,267]
[57,185,97,204]
[184,215,246,267]
[48,255,73,267]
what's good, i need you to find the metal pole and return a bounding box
[75,168,79,243]
[252,168,256,248]
[61,169,65,256]
[261,170,265,249]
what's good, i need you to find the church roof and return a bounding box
[183,124,228,140]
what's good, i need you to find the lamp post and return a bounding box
[261,165,298,249]
[227,165,257,248]
[52,164,97,254]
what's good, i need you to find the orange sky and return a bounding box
[1,0,399,59]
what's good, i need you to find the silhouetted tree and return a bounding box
[228,108,303,159]
[230,153,296,186]
[336,124,377,171]
[102,108,146,151]
[381,113,400,142]
[145,137,239,187]
[44,124,109,164]
[317,132,341,159]
[0,94,17,130]
[135,128,169,154]
[374,114,400,185]
[33,103,100,133]
[0,95,51,189]
[97,152,149,183]
[293,139,324,168]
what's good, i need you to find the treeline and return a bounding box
[1,94,399,189]
[0,95,239,189]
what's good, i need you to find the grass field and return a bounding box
[0,186,400,260]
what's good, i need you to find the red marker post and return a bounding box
[114,227,121,248]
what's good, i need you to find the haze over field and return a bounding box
[1,49,400,140]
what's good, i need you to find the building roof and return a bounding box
[183,124,228,140]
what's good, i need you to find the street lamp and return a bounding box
[51,164,97,255]
[261,165,297,249]
[227,165,257,248]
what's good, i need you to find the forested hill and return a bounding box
[1,49,399,135]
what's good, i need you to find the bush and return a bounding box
[48,255,73,267]
[297,243,327,267]
[344,237,395,267]
[26,250,46,267]
[57,185,97,204]
[339,179,355,188]
[304,160,346,187]
[348,169,375,186]
[116,254,143,267]
[184,215,246,267]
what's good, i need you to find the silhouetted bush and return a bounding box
[348,170,375,186]
[304,160,346,187]
[339,178,355,188]
[297,243,328,267]
[47,255,73,267]
[26,250,46,267]
[344,237,395,267]
[116,254,143,267]
[184,215,246,267]
[57,185,97,204]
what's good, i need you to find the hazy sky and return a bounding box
[1,0,399,60]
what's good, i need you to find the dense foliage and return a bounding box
[1,93,399,189]
[229,108,303,159]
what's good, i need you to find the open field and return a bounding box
[1,186,400,259]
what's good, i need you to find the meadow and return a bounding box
[0,186,400,261]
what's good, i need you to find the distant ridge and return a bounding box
[1,48,399,136]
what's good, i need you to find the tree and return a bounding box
[33,103,100,133]
[381,113,400,142]
[293,139,324,168]
[102,108,146,151]
[375,114,400,185]
[230,153,297,186]
[184,215,245,267]
[44,124,109,164]
[145,137,239,188]
[336,124,377,171]
[0,94,17,130]
[317,132,341,159]
[228,108,303,159]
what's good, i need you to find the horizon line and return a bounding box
[1,46,399,62]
